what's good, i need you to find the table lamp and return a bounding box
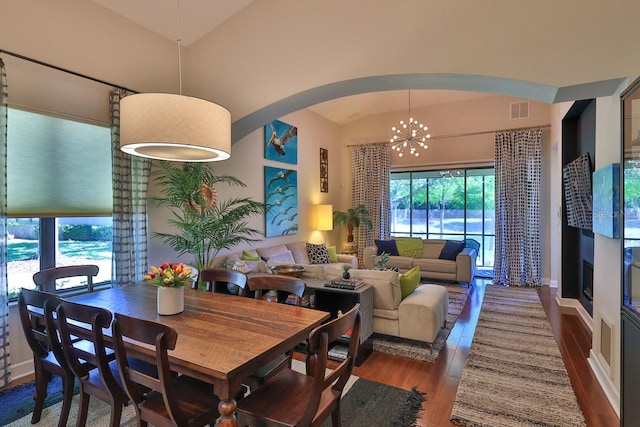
[316,204,333,244]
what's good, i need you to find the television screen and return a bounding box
[563,153,593,230]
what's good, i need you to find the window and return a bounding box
[6,108,112,299]
[390,168,495,271]
[624,160,640,247]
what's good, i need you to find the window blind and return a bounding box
[7,108,112,217]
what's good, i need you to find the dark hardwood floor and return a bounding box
[3,280,620,426]
[340,279,619,426]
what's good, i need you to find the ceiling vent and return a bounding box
[510,101,530,120]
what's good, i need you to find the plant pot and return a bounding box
[157,286,185,315]
[343,271,351,279]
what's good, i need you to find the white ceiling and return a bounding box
[89,0,491,125]
[90,0,254,47]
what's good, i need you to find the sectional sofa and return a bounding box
[362,238,477,284]
[225,240,449,344]
[225,241,358,277]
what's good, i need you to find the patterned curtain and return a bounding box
[493,128,543,287]
[110,89,152,286]
[351,144,391,263]
[0,58,10,387]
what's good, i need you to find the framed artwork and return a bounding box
[562,153,593,230]
[264,166,298,237]
[264,119,298,165]
[593,163,620,239]
[320,148,328,192]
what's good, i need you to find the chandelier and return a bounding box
[389,90,431,157]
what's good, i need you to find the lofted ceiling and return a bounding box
[90,0,255,47]
[88,0,492,126]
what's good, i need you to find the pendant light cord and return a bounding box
[177,0,183,95]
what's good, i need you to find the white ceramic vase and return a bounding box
[157,286,185,315]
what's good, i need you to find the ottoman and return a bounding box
[398,284,449,343]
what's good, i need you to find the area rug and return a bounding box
[6,361,425,427]
[372,283,471,362]
[0,375,80,426]
[450,285,586,427]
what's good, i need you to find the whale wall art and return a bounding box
[264,166,298,237]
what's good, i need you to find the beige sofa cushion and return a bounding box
[256,245,289,258]
[421,240,446,258]
[399,284,449,343]
[412,258,457,274]
[286,241,310,264]
[386,256,413,269]
[347,269,401,312]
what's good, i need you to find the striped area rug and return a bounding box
[450,285,586,427]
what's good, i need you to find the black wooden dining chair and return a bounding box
[237,304,362,427]
[33,264,99,293]
[55,299,155,427]
[112,312,220,427]
[243,274,307,392]
[18,288,75,427]
[197,267,247,295]
[247,273,305,305]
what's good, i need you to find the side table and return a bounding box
[303,278,373,366]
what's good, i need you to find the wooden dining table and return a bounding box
[68,283,329,427]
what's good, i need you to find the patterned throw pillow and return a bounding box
[306,243,331,264]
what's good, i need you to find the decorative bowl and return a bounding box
[270,264,305,278]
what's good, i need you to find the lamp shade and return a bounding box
[120,93,231,162]
[317,204,333,231]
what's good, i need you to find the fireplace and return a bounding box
[583,260,593,301]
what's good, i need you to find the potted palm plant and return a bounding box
[333,204,373,246]
[150,161,266,288]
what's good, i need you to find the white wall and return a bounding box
[338,95,553,280]
[147,108,345,267]
[591,94,623,414]
[551,95,624,416]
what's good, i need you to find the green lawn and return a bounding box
[8,240,112,262]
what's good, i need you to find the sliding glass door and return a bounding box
[390,168,495,271]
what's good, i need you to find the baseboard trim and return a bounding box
[588,349,620,418]
[548,279,558,288]
[10,359,34,382]
[555,294,593,332]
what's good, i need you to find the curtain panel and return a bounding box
[110,89,152,286]
[0,58,10,387]
[350,144,391,263]
[493,128,543,287]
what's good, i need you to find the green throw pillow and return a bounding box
[327,246,338,263]
[241,250,260,261]
[395,237,424,258]
[399,266,420,299]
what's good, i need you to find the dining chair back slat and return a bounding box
[33,264,99,293]
[56,299,126,427]
[247,273,305,305]
[18,288,75,427]
[237,304,362,427]
[242,274,308,393]
[197,268,247,295]
[112,312,220,427]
